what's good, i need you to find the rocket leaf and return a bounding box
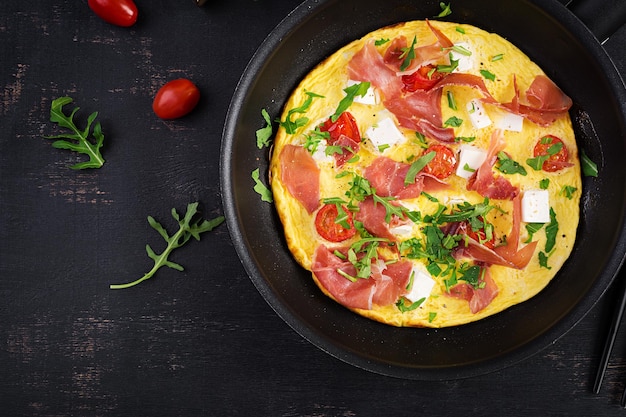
[110,202,225,289]
[45,96,105,169]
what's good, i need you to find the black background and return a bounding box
[1,0,625,416]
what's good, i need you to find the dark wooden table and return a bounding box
[1,1,625,416]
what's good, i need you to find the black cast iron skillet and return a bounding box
[221,0,626,380]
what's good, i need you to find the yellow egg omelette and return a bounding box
[268,20,580,327]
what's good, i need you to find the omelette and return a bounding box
[269,20,580,327]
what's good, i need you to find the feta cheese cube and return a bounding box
[347,80,378,105]
[451,42,474,72]
[467,99,492,129]
[365,117,406,151]
[521,189,551,223]
[405,266,436,304]
[456,145,487,179]
[496,111,524,132]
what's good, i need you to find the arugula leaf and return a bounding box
[443,116,463,127]
[524,222,545,243]
[544,207,558,253]
[581,150,598,177]
[332,82,370,121]
[560,185,577,199]
[480,69,496,81]
[110,202,225,289]
[45,96,105,169]
[278,91,323,134]
[496,151,527,175]
[399,36,418,71]
[437,2,452,17]
[375,38,390,46]
[256,108,273,149]
[396,297,425,313]
[405,151,436,185]
[252,168,273,203]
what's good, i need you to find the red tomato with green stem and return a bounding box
[88,0,138,27]
[422,144,457,179]
[315,204,357,242]
[152,79,201,120]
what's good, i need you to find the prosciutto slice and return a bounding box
[279,144,321,213]
[311,245,411,310]
[364,156,448,200]
[466,130,519,200]
[355,196,409,241]
[448,266,499,313]
[453,194,537,269]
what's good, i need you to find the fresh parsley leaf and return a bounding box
[437,2,452,17]
[332,82,370,121]
[252,168,273,203]
[110,202,224,289]
[45,96,105,169]
[581,150,598,177]
[256,108,273,149]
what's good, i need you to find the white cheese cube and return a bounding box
[521,189,551,223]
[389,224,414,237]
[455,145,487,179]
[405,266,436,304]
[311,140,334,164]
[347,80,378,105]
[467,99,492,129]
[496,111,524,132]
[451,42,475,72]
[365,117,406,151]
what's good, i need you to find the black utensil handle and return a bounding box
[567,0,626,42]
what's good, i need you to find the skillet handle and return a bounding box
[566,0,626,43]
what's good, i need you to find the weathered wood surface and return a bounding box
[1,1,625,416]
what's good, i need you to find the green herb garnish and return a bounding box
[443,116,463,127]
[544,207,558,253]
[496,151,527,175]
[256,108,273,149]
[399,36,418,71]
[278,91,323,134]
[560,185,577,199]
[45,96,105,169]
[405,151,436,185]
[437,2,452,17]
[480,69,496,81]
[332,82,370,121]
[396,297,425,312]
[581,150,598,177]
[110,202,224,289]
[252,168,273,203]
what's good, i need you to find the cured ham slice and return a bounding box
[364,156,448,200]
[448,267,498,313]
[332,134,359,168]
[453,194,537,269]
[279,144,321,213]
[355,196,408,240]
[311,245,411,310]
[466,130,519,200]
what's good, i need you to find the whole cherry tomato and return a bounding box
[88,0,138,27]
[152,78,201,120]
[402,64,445,91]
[532,135,569,172]
[422,144,457,179]
[315,204,357,242]
[319,111,361,144]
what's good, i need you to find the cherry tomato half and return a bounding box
[532,135,569,172]
[319,111,361,144]
[402,64,445,91]
[152,78,201,120]
[315,204,357,242]
[88,0,138,27]
[422,144,457,179]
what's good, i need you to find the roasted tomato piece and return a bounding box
[315,204,357,242]
[532,135,569,172]
[319,111,361,144]
[422,144,457,179]
[88,0,138,27]
[402,64,445,91]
